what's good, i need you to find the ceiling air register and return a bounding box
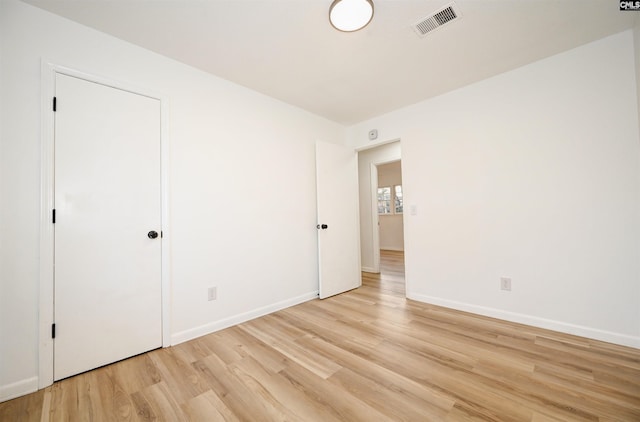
[413,2,462,37]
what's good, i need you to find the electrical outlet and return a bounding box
[500,277,512,291]
[208,286,217,301]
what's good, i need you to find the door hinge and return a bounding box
[53,97,57,112]
[161,230,163,238]
[52,209,56,224]
[51,323,56,339]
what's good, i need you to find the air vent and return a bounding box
[413,2,461,37]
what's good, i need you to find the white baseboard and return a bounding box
[0,376,38,403]
[361,266,379,273]
[171,291,319,345]
[407,292,640,349]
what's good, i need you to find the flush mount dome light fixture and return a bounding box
[329,0,374,32]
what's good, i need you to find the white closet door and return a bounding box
[54,73,162,380]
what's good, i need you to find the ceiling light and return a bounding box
[329,0,374,32]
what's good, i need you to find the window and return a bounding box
[394,185,403,214]
[378,185,403,215]
[377,187,391,214]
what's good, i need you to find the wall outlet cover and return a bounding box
[500,277,512,291]
[208,286,217,301]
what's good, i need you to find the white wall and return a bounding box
[377,161,404,251]
[635,16,640,128]
[0,0,345,401]
[357,142,401,272]
[0,0,5,400]
[347,30,640,348]
[379,215,403,251]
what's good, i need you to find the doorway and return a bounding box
[357,141,406,293]
[375,160,404,258]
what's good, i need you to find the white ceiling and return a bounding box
[23,0,637,125]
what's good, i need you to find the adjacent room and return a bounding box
[1,0,639,420]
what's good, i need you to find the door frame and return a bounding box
[38,61,171,388]
[369,163,381,273]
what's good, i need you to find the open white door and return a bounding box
[316,141,361,299]
[54,73,162,380]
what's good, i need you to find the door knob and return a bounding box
[147,230,159,239]
[316,224,328,230]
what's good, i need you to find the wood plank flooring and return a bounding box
[1,250,639,421]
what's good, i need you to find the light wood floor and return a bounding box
[2,250,639,421]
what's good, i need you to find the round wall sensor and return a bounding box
[368,129,378,140]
